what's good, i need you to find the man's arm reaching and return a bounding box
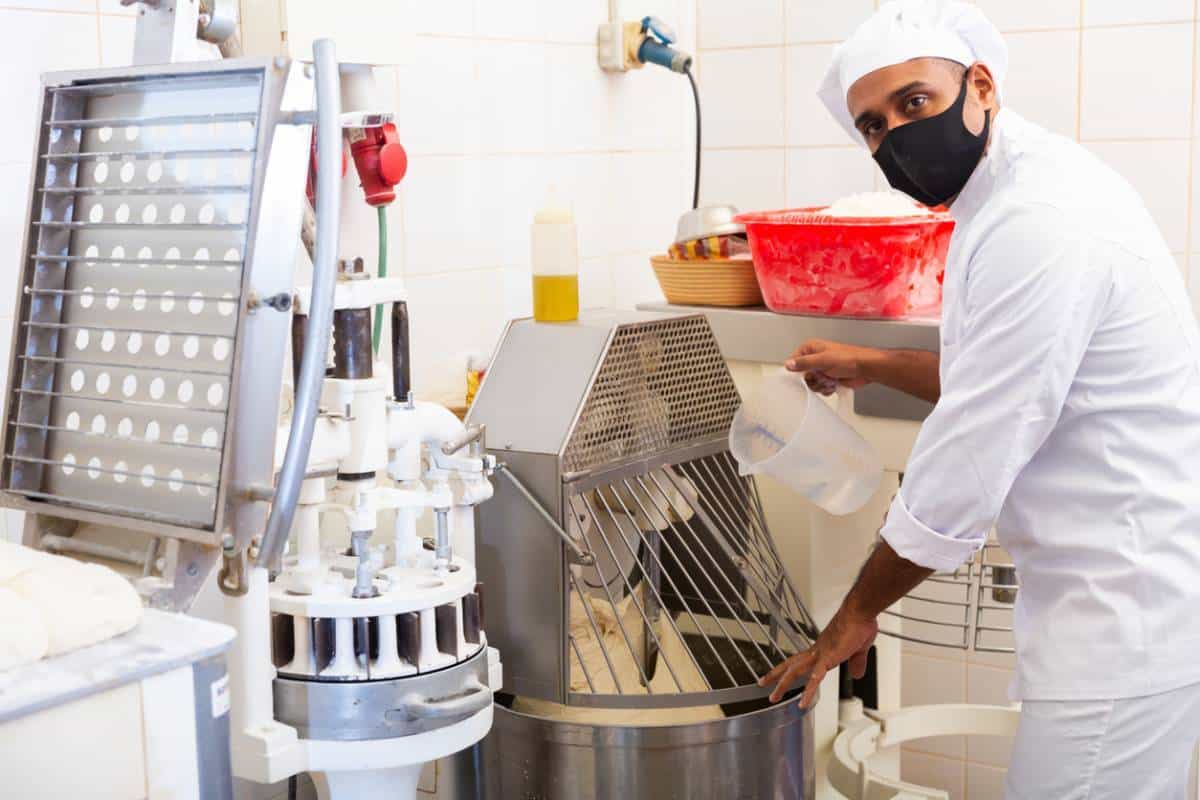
[760,540,934,708]
[787,339,941,404]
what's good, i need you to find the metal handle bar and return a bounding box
[258,38,342,569]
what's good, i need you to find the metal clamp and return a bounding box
[217,533,248,597]
[398,679,491,721]
[495,463,595,567]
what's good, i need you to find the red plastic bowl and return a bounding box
[735,208,955,319]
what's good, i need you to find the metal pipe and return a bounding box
[434,508,451,570]
[440,425,485,456]
[39,534,144,567]
[332,309,372,379]
[391,301,411,401]
[494,464,594,565]
[258,38,342,570]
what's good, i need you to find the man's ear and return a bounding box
[968,63,999,110]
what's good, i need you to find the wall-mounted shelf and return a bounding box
[636,303,940,422]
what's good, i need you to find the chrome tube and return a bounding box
[258,38,341,569]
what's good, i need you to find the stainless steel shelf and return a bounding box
[636,303,941,422]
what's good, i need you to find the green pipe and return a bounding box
[372,205,387,355]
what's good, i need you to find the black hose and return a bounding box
[287,775,297,800]
[685,65,702,210]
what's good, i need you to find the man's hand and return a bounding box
[786,339,881,396]
[759,608,879,709]
[786,340,942,404]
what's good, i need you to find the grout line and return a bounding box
[1185,4,1199,274]
[904,743,1011,772]
[0,5,100,16]
[781,0,791,201]
[1078,136,1196,144]
[1076,0,1085,141]
[1081,18,1199,30]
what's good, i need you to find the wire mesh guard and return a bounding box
[561,315,742,476]
[3,71,265,530]
[561,448,818,707]
[878,542,1018,653]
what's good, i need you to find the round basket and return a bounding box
[650,255,763,307]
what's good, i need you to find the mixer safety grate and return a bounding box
[562,448,817,708]
[1,69,266,531]
[562,316,741,476]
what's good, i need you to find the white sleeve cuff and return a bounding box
[880,491,984,572]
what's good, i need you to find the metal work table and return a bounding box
[636,303,940,422]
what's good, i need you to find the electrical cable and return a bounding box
[684,65,702,210]
[372,205,388,355]
[287,775,297,800]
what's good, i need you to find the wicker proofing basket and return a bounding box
[650,254,764,307]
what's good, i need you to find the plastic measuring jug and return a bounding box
[729,370,882,515]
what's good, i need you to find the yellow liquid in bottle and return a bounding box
[532,274,580,322]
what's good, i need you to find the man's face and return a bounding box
[846,58,996,153]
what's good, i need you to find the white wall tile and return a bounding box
[478,155,548,268]
[608,62,687,151]
[501,265,533,319]
[5,511,24,545]
[902,653,967,759]
[1191,255,1200,314]
[1080,24,1194,140]
[0,9,100,165]
[609,150,692,254]
[543,0,605,44]
[698,0,784,48]
[99,13,137,68]
[1089,139,1192,252]
[786,146,877,207]
[541,154,614,259]
[476,0,544,41]
[404,269,510,401]
[1084,0,1195,26]
[901,750,965,800]
[698,47,786,148]
[409,0,474,35]
[395,38,481,156]
[1192,139,1200,253]
[545,45,613,152]
[12,0,95,10]
[701,149,786,211]
[477,40,548,153]
[786,43,857,146]
[1003,30,1080,139]
[966,763,1008,800]
[579,256,615,308]
[477,0,544,40]
[786,0,874,43]
[973,0,1081,31]
[611,252,666,309]
[401,156,486,273]
[966,664,1018,768]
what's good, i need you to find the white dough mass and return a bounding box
[0,541,142,670]
[822,191,933,218]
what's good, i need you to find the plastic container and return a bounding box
[735,208,955,318]
[729,370,882,515]
[531,203,580,322]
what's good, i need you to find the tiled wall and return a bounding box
[694,1,1199,798]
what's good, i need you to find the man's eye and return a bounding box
[863,121,883,137]
[906,95,929,112]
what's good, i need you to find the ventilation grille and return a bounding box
[562,316,741,475]
[2,70,265,529]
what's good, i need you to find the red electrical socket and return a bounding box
[348,122,408,207]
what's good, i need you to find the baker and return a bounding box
[759,1,1200,796]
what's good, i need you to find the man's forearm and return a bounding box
[861,349,941,404]
[841,540,934,621]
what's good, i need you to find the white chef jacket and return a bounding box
[879,109,1200,701]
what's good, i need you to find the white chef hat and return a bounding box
[818,0,1008,144]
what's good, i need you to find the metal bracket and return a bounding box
[495,463,595,567]
[217,533,248,597]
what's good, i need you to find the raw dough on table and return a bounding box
[0,541,142,671]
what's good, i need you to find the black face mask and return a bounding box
[872,75,990,207]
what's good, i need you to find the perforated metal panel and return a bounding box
[561,316,741,475]
[3,67,271,531]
